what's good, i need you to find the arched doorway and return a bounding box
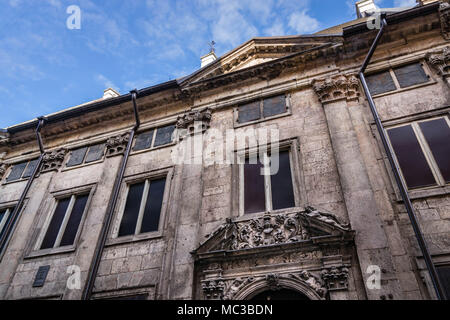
[251,289,310,301]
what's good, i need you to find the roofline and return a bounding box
[5,80,179,134]
[343,1,440,36]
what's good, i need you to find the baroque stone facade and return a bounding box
[0,0,449,300]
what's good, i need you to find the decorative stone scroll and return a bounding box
[440,2,450,40]
[0,163,6,180]
[427,46,450,79]
[321,266,350,291]
[176,108,212,139]
[312,74,360,104]
[106,132,130,157]
[41,148,67,172]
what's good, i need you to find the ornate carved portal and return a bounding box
[193,207,355,300]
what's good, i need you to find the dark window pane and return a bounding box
[270,151,295,210]
[419,119,450,183]
[0,209,6,225]
[140,178,166,233]
[238,101,261,123]
[393,63,428,88]
[7,162,27,182]
[437,266,450,300]
[85,144,105,163]
[22,159,39,178]
[103,294,148,300]
[60,194,89,247]
[154,125,175,147]
[366,71,397,95]
[66,147,88,167]
[41,197,71,249]
[388,125,436,189]
[133,130,154,151]
[263,95,286,118]
[118,182,145,237]
[0,207,15,253]
[244,156,266,214]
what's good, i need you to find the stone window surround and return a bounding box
[416,252,450,300]
[385,115,450,189]
[130,123,177,157]
[106,166,174,247]
[234,138,305,217]
[1,158,40,186]
[233,93,293,128]
[25,184,97,259]
[374,108,450,201]
[91,285,155,300]
[62,143,107,172]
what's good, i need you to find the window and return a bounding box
[366,62,430,95]
[5,159,39,182]
[437,265,450,300]
[133,125,175,151]
[39,194,89,250]
[0,206,16,253]
[237,95,288,124]
[118,177,167,237]
[66,143,105,167]
[387,116,450,190]
[241,150,295,214]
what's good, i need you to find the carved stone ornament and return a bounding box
[176,108,212,139]
[41,148,67,172]
[0,163,6,180]
[312,74,360,104]
[321,266,350,291]
[440,2,450,40]
[106,132,130,157]
[427,46,450,79]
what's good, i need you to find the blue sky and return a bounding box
[0,0,416,128]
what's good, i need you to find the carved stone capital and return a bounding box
[321,266,350,291]
[0,163,6,180]
[312,74,360,104]
[176,108,212,139]
[427,46,450,79]
[202,278,225,300]
[289,271,328,298]
[440,2,450,40]
[41,148,67,172]
[106,133,130,157]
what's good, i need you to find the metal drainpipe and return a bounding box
[82,89,141,300]
[0,117,46,257]
[358,16,446,300]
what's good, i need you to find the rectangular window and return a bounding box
[40,194,89,249]
[0,206,16,243]
[238,95,288,124]
[6,159,39,182]
[66,143,105,167]
[366,62,430,95]
[437,265,450,300]
[242,150,295,214]
[387,116,450,189]
[118,177,167,237]
[133,125,175,151]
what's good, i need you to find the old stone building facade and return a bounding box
[0,0,449,300]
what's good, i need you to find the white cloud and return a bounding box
[264,21,286,37]
[95,74,119,91]
[394,0,416,7]
[288,10,320,34]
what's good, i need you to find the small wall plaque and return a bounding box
[33,265,50,287]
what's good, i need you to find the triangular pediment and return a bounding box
[193,207,353,256]
[180,35,342,86]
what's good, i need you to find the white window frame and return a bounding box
[238,141,300,216]
[33,187,94,252]
[110,168,172,243]
[386,115,450,190]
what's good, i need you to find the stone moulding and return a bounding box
[41,148,67,173]
[427,46,450,79]
[106,132,130,157]
[440,2,450,40]
[176,108,212,139]
[0,163,6,180]
[312,74,360,104]
[321,266,350,291]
